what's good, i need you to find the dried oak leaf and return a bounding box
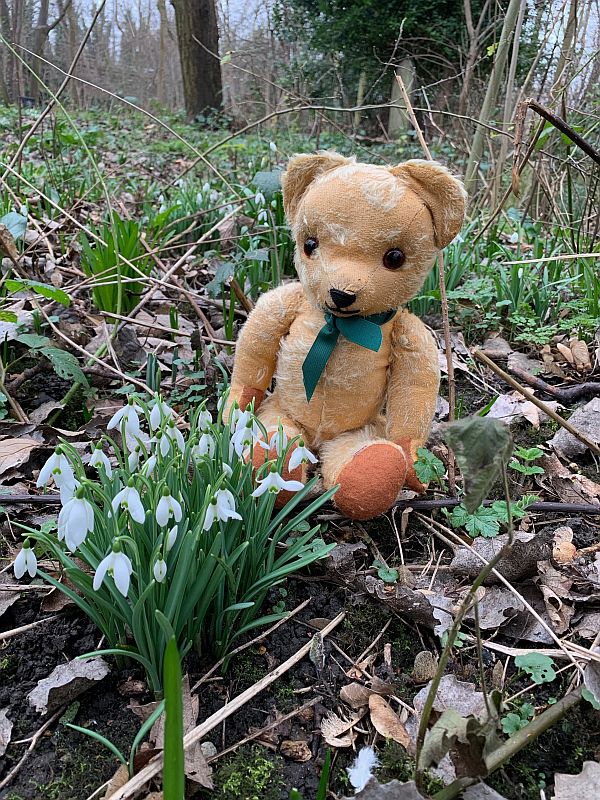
[538,453,600,506]
[535,561,574,634]
[368,694,412,751]
[28,656,110,714]
[553,761,600,800]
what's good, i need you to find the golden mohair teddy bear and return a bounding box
[227,151,466,520]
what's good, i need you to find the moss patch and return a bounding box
[211,745,284,800]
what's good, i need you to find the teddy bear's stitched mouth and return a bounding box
[325,303,359,316]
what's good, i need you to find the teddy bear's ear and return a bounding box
[282,151,353,223]
[391,159,467,249]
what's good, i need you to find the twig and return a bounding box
[473,348,600,456]
[0,706,65,791]
[106,611,345,800]
[206,696,322,763]
[191,598,311,692]
[395,73,457,494]
[229,277,254,313]
[0,614,62,641]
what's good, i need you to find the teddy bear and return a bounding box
[226,151,466,520]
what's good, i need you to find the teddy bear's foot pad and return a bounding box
[334,442,407,520]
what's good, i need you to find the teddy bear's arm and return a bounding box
[228,282,304,412]
[386,310,440,457]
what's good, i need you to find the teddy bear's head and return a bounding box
[281,151,466,317]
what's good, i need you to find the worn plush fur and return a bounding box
[227,151,467,519]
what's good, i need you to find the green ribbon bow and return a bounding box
[302,309,397,402]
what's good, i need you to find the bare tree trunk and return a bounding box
[549,0,578,105]
[464,0,523,192]
[157,0,169,106]
[458,0,491,116]
[0,0,12,102]
[171,0,222,117]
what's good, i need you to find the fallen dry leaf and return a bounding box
[412,651,438,683]
[552,527,577,564]
[548,398,600,458]
[412,675,487,722]
[321,709,365,748]
[582,647,600,707]
[0,708,12,757]
[538,454,600,506]
[535,561,574,634]
[0,437,42,476]
[340,679,394,710]
[553,761,600,799]
[486,391,559,429]
[280,739,312,762]
[574,611,600,639]
[507,351,543,376]
[450,531,551,583]
[0,223,20,262]
[569,337,592,371]
[466,586,524,629]
[368,694,412,750]
[28,657,110,714]
[0,574,21,618]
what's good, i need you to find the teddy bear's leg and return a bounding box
[252,397,310,508]
[320,425,409,520]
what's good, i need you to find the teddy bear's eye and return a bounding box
[303,237,319,256]
[383,248,406,270]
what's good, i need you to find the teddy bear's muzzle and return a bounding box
[329,287,357,309]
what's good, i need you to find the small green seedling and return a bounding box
[373,559,399,584]
[501,702,535,735]
[509,447,545,476]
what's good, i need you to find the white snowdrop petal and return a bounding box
[25,549,38,577]
[156,496,170,527]
[14,548,27,579]
[93,555,111,591]
[113,556,131,597]
[127,489,146,524]
[280,479,304,492]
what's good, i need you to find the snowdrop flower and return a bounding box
[60,478,80,505]
[518,267,524,280]
[509,231,519,244]
[269,141,277,153]
[257,209,268,224]
[197,408,213,431]
[192,432,216,461]
[107,398,142,438]
[347,746,379,793]
[152,431,171,457]
[164,420,185,454]
[166,525,178,552]
[141,454,157,477]
[269,428,288,456]
[251,465,304,497]
[231,417,268,457]
[128,446,141,472]
[156,487,183,527]
[150,396,175,431]
[202,181,211,193]
[222,462,233,478]
[58,490,95,552]
[153,558,167,583]
[37,448,76,490]
[254,190,265,206]
[14,539,37,579]
[289,439,318,471]
[203,488,242,529]
[90,445,112,478]
[93,543,133,597]
[112,481,145,524]
[210,189,220,204]
[195,192,203,206]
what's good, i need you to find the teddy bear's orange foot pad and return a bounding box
[333,443,408,521]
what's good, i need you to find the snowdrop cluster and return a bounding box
[13,391,329,694]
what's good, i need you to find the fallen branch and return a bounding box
[106,611,345,799]
[473,348,600,456]
[507,365,600,403]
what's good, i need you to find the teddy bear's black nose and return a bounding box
[329,288,357,308]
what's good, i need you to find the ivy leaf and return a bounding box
[515,653,556,684]
[414,447,445,484]
[442,417,513,513]
[5,278,70,307]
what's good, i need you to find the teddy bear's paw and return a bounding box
[333,442,408,521]
[251,439,307,509]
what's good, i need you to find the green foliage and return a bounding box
[501,703,535,735]
[447,495,536,539]
[372,559,399,583]
[514,654,557,684]
[15,395,335,694]
[442,417,514,513]
[414,447,446,486]
[80,212,152,314]
[0,210,27,240]
[5,278,70,306]
[510,447,545,476]
[214,746,284,800]
[16,333,88,387]
[163,636,185,800]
